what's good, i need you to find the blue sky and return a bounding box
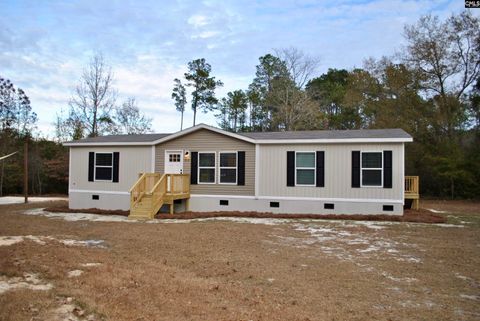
[0,0,473,137]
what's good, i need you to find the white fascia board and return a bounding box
[64,136,413,147]
[255,137,413,144]
[63,142,153,147]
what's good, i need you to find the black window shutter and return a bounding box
[287,151,295,187]
[112,152,120,183]
[237,151,245,186]
[316,151,325,187]
[88,152,95,182]
[352,151,360,188]
[190,152,198,184]
[383,150,392,188]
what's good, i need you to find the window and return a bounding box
[198,152,215,184]
[169,154,181,162]
[295,152,315,186]
[361,152,382,187]
[219,200,229,206]
[219,152,237,184]
[95,153,113,181]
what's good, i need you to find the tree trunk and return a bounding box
[24,139,28,203]
[192,98,197,126]
[450,177,454,200]
[180,111,184,131]
[0,161,4,197]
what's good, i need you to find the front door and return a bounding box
[165,150,183,192]
[165,150,184,174]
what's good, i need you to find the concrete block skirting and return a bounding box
[69,191,403,215]
[69,191,130,211]
[188,195,403,215]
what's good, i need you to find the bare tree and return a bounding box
[402,12,480,137]
[69,54,116,137]
[113,98,152,134]
[270,48,320,130]
[274,47,320,89]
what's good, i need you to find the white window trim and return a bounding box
[94,152,113,182]
[218,151,238,185]
[198,151,216,184]
[294,151,316,187]
[360,151,383,188]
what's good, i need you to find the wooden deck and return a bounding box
[405,176,420,210]
[129,173,190,219]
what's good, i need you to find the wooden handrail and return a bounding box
[150,174,168,213]
[149,174,167,194]
[129,172,146,193]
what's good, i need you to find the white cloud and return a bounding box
[191,30,220,39]
[187,14,210,28]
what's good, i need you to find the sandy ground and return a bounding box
[0,197,67,205]
[0,200,479,321]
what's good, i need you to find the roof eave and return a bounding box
[255,137,413,144]
[63,141,155,147]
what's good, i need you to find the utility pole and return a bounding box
[24,137,28,203]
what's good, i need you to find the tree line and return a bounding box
[0,77,67,195]
[172,12,480,199]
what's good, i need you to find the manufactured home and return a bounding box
[64,124,418,219]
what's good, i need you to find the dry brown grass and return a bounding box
[44,205,446,223]
[154,208,446,223]
[1,200,479,320]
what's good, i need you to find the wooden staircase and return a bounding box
[129,173,190,220]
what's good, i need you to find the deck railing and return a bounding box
[168,174,190,194]
[405,176,419,195]
[405,176,420,210]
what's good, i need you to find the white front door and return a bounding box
[165,150,184,174]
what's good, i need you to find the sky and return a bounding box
[0,0,474,138]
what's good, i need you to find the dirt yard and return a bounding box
[0,199,479,321]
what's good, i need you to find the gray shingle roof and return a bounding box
[65,133,170,144]
[239,128,412,140]
[64,126,412,145]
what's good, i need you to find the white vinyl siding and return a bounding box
[258,143,403,201]
[69,146,153,192]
